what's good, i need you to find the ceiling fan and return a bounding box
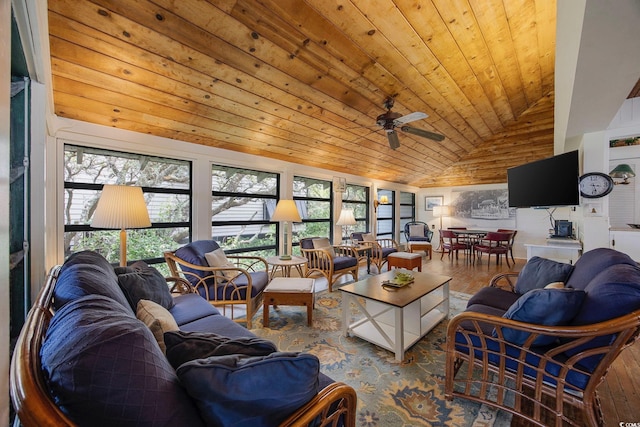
[375,97,445,150]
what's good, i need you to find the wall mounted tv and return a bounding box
[507,150,579,208]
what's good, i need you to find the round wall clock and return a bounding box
[579,172,614,198]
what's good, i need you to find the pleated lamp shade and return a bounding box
[91,185,151,229]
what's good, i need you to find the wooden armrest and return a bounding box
[227,255,268,271]
[279,382,357,427]
[488,272,519,291]
[166,276,195,294]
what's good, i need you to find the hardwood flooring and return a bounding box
[329,251,639,426]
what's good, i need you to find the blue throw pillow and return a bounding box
[115,261,175,311]
[41,295,204,427]
[164,330,278,369]
[54,253,132,313]
[499,288,586,346]
[177,352,320,427]
[515,256,574,295]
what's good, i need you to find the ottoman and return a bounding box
[408,242,432,259]
[387,252,422,272]
[263,277,315,327]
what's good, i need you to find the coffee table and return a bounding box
[340,270,451,361]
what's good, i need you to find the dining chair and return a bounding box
[497,228,518,263]
[440,229,471,261]
[473,231,512,267]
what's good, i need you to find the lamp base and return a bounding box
[279,254,292,260]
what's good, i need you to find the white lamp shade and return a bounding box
[91,185,151,229]
[271,200,302,222]
[433,205,451,217]
[379,195,389,204]
[336,209,357,226]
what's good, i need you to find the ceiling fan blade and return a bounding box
[394,112,428,125]
[400,125,445,141]
[387,130,400,150]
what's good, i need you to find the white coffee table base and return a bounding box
[342,282,449,361]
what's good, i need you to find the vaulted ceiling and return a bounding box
[48,0,558,187]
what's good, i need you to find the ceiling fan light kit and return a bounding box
[375,98,445,149]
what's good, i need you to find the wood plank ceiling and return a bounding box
[48,0,557,188]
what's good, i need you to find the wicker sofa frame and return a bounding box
[11,265,357,427]
[445,272,640,427]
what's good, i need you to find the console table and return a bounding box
[524,241,583,264]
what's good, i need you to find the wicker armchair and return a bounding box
[351,232,399,273]
[164,240,269,328]
[445,249,640,427]
[300,237,358,292]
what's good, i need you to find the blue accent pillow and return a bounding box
[164,330,278,369]
[177,352,320,427]
[41,295,204,427]
[499,288,586,346]
[115,261,175,311]
[54,251,132,313]
[515,256,574,295]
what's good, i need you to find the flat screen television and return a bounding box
[507,150,579,208]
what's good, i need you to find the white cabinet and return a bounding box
[610,229,640,262]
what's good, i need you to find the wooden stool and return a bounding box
[408,242,432,259]
[387,252,422,272]
[263,278,315,327]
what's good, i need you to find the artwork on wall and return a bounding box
[610,135,640,148]
[425,196,443,211]
[450,188,516,228]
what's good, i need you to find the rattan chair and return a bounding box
[300,237,358,292]
[351,232,399,273]
[164,240,269,328]
[445,271,640,427]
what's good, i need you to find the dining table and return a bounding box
[450,229,488,263]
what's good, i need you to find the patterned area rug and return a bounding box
[251,288,512,427]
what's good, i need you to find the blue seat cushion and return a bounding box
[514,256,574,294]
[382,247,398,258]
[53,251,132,313]
[333,255,358,270]
[408,236,430,242]
[115,261,174,311]
[41,295,204,427]
[164,330,277,369]
[498,288,586,346]
[169,293,220,326]
[177,352,320,427]
[178,312,258,338]
[197,271,269,301]
[466,287,521,312]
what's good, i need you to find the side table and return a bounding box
[265,255,308,280]
[263,278,315,327]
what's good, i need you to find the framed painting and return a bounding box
[425,196,443,211]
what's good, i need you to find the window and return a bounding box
[399,191,416,243]
[343,183,369,234]
[376,189,395,240]
[293,176,333,252]
[63,145,191,267]
[211,165,279,257]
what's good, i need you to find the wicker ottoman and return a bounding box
[387,252,422,272]
[263,277,315,327]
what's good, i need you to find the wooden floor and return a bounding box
[333,251,640,426]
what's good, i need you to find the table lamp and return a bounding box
[272,199,302,260]
[336,208,357,243]
[91,185,151,267]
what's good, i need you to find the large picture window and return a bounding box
[399,191,416,243]
[376,189,395,240]
[63,145,191,266]
[343,183,369,235]
[293,176,333,252]
[211,165,279,256]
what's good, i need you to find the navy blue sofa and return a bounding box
[10,251,356,427]
[445,248,640,427]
